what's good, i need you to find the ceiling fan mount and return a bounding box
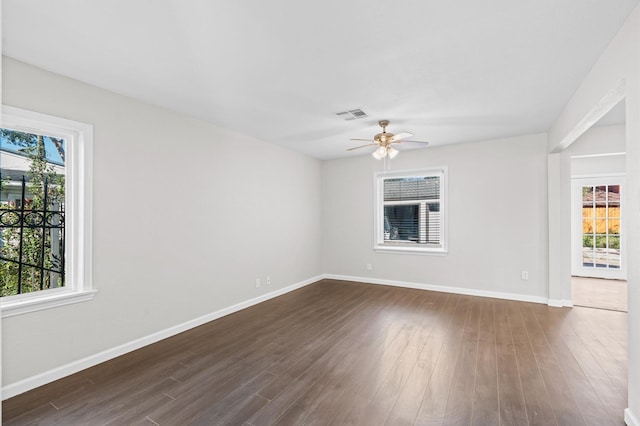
[374,120,392,146]
[347,119,429,159]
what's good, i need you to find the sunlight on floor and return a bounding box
[572,276,627,312]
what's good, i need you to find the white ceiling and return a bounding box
[3,1,638,160]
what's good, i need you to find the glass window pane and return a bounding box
[608,203,621,217]
[384,205,419,241]
[582,237,594,265]
[595,207,608,219]
[595,218,609,233]
[608,185,620,200]
[609,235,620,250]
[1,129,66,297]
[607,236,621,268]
[595,235,607,249]
[384,177,440,202]
[582,186,594,204]
[608,219,620,235]
[582,219,594,234]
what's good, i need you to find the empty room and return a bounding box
[1,1,639,425]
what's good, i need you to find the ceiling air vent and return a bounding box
[336,109,368,121]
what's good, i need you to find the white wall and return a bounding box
[567,123,626,156]
[323,134,549,301]
[572,155,625,176]
[548,4,640,423]
[1,57,323,388]
[568,123,626,176]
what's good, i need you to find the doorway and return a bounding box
[571,177,627,311]
[568,103,627,311]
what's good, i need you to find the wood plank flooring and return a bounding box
[3,279,628,425]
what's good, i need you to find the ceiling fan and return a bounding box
[347,120,429,159]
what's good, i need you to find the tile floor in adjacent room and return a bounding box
[572,276,628,312]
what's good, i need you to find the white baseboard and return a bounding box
[626,408,639,426]
[323,274,551,305]
[2,275,323,400]
[548,298,573,308]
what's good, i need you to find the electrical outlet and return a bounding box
[366,263,372,271]
[255,278,261,288]
[521,271,529,281]
[266,276,271,285]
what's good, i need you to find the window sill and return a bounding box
[1,288,97,318]
[374,244,448,255]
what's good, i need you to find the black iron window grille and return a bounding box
[0,176,65,296]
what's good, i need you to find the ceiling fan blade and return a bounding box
[349,138,375,142]
[347,143,378,151]
[389,132,414,142]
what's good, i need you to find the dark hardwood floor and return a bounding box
[3,279,628,425]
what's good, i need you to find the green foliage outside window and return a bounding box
[582,234,620,250]
[1,130,65,297]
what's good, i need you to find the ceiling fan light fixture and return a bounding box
[372,146,387,160]
[387,146,399,159]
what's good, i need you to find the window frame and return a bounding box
[1,105,95,317]
[374,167,448,254]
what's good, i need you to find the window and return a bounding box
[0,106,94,317]
[375,168,447,253]
[581,184,621,269]
[571,176,625,280]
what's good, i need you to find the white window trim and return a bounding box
[1,105,95,318]
[374,167,448,254]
